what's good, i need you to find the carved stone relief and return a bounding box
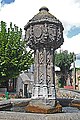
[48,24,56,42]
[46,50,52,87]
[39,72,44,84]
[39,51,44,64]
[47,51,51,65]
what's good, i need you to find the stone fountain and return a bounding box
[24,7,64,113]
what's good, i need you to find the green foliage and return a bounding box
[55,50,74,72]
[55,50,74,87]
[0,21,33,83]
[76,68,80,71]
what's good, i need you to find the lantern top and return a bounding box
[24,7,63,30]
[39,6,49,12]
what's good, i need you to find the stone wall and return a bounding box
[56,88,80,99]
[0,111,80,120]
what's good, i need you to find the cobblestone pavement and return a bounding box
[0,111,80,120]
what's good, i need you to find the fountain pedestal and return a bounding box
[24,7,64,113]
[25,98,62,113]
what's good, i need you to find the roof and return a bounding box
[24,6,63,30]
[19,72,34,84]
[30,7,58,22]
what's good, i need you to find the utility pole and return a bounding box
[73,53,76,89]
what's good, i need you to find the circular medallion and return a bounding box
[33,26,42,38]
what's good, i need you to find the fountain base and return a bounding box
[25,98,62,114]
[70,99,80,109]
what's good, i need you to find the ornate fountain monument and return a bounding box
[24,7,64,113]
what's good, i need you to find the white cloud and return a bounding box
[0,0,80,54]
[61,33,80,54]
[0,0,80,31]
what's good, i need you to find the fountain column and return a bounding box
[24,6,64,113]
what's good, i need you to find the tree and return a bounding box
[0,21,33,84]
[55,50,74,87]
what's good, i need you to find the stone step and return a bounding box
[0,101,12,110]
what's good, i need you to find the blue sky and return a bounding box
[67,25,80,67]
[0,0,80,68]
[76,54,80,68]
[67,26,80,38]
[1,0,15,5]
